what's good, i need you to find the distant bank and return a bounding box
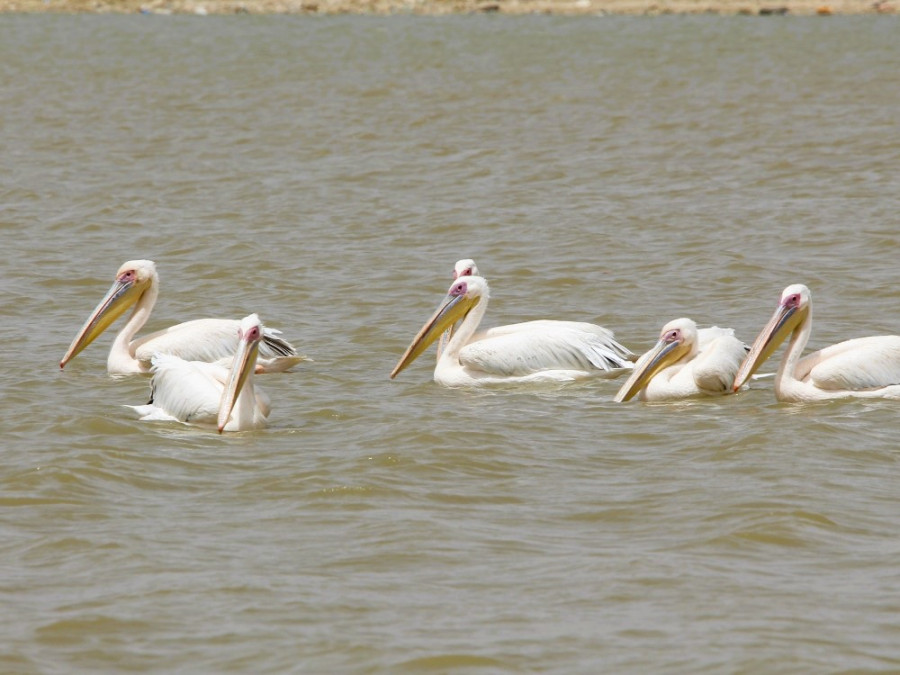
[1,0,894,14]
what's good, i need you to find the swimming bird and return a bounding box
[443,257,636,361]
[128,313,271,432]
[435,258,481,360]
[733,284,900,401]
[60,259,305,376]
[452,258,479,280]
[391,275,635,386]
[614,318,748,402]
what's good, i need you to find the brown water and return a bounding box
[2,14,900,673]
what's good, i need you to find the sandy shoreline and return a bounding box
[1,0,895,14]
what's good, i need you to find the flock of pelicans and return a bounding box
[60,259,900,432]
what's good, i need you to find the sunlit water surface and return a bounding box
[2,14,900,673]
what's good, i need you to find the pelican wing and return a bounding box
[459,323,633,377]
[134,354,227,425]
[481,320,615,340]
[803,336,900,391]
[691,335,748,394]
[257,327,298,357]
[132,319,302,368]
[697,326,741,350]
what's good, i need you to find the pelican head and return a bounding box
[614,318,697,402]
[452,259,480,280]
[733,284,811,391]
[439,259,481,358]
[60,260,158,369]
[391,276,487,379]
[217,313,264,433]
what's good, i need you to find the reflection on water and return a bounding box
[2,14,900,673]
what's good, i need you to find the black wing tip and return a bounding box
[261,333,298,358]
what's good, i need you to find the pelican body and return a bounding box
[129,313,270,432]
[60,260,304,376]
[439,258,635,371]
[614,318,747,402]
[391,275,635,387]
[733,284,900,402]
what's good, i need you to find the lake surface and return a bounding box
[2,13,900,673]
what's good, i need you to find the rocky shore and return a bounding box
[0,0,893,16]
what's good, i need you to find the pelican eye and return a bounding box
[451,281,467,296]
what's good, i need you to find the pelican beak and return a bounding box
[613,336,689,402]
[733,301,807,391]
[390,291,480,379]
[217,331,261,433]
[59,275,149,369]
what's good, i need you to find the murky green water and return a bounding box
[2,14,900,672]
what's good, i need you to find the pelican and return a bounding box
[435,258,481,359]
[60,260,305,376]
[128,313,270,432]
[733,284,900,401]
[452,258,479,280]
[391,275,635,386]
[442,258,635,361]
[614,318,748,402]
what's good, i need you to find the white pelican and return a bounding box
[452,258,479,280]
[733,284,900,402]
[391,275,635,386]
[614,318,748,402]
[442,258,636,363]
[129,313,270,432]
[60,260,305,376]
[435,258,481,360]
